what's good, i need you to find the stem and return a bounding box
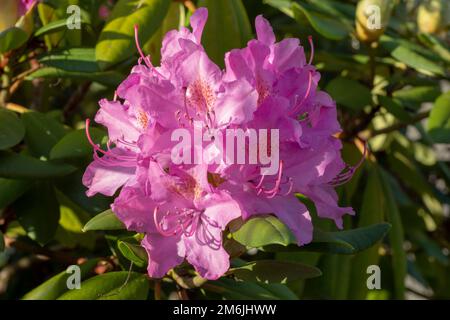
[167,269,207,290]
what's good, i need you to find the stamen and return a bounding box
[329,140,368,187]
[134,24,153,69]
[86,119,107,155]
[308,36,314,65]
[289,71,313,116]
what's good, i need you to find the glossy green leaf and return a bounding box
[326,77,372,111]
[392,86,441,110]
[229,260,321,283]
[197,0,252,67]
[83,209,125,232]
[428,91,450,143]
[96,0,170,70]
[380,169,406,299]
[206,278,297,300]
[0,151,76,179]
[38,48,99,73]
[0,109,25,150]
[22,259,99,300]
[50,128,106,164]
[292,2,348,40]
[232,215,296,247]
[118,240,148,268]
[0,27,29,54]
[348,165,386,299]
[0,178,30,209]
[28,68,123,87]
[390,45,445,77]
[22,111,67,158]
[58,272,149,300]
[14,182,60,245]
[34,18,89,37]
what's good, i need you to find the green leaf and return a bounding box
[28,67,123,87]
[0,230,4,252]
[0,151,76,179]
[307,223,391,254]
[229,260,321,283]
[118,240,148,268]
[427,91,450,143]
[392,86,441,110]
[232,215,296,247]
[0,178,30,209]
[144,2,184,65]
[50,128,106,164]
[197,0,252,67]
[380,169,406,299]
[58,272,149,300]
[326,77,372,111]
[34,18,89,37]
[22,259,99,300]
[0,109,25,150]
[38,48,99,73]
[292,2,348,40]
[22,111,66,158]
[96,0,170,70]
[206,278,297,300]
[390,45,445,77]
[0,27,29,54]
[14,182,60,245]
[83,209,125,232]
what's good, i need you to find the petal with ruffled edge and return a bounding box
[142,234,185,278]
[255,15,275,45]
[95,99,141,143]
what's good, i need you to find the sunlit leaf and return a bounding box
[83,209,125,232]
[428,91,450,143]
[58,272,149,300]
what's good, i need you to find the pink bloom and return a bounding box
[112,162,241,280]
[83,8,360,280]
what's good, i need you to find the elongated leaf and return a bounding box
[38,48,99,73]
[22,111,66,158]
[232,215,296,247]
[50,128,106,164]
[118,240,148,268]
[392,86,441,110]
[292,2,348,40]
[14,182,60,245]
[0,178,30,209]
[229,260,321,283]
[83,209,125,232]
[22,259,99,300]
[58,272,149,300]
[198,0,252,67]
[28,67,123,87]
[206,278,297,300]
[34,18,89,37]
[0,27,29,54]
[96,0,170,70]
[0,151,76,179]
[326,77,372,111]
[427,91,450,143]
[390,45,445,76]
[0,109,25,150]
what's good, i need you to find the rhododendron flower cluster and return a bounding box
[83,8,359,280]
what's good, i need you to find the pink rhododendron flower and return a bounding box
[83,8,361,280]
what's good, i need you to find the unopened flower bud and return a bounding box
[417,0,446,34]
[355,0,393,43]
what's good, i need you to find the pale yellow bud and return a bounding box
[355,0,393,43]
[417,0,443,34]
[0,0,20,33]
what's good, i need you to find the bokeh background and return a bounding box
[0,0,449,300]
